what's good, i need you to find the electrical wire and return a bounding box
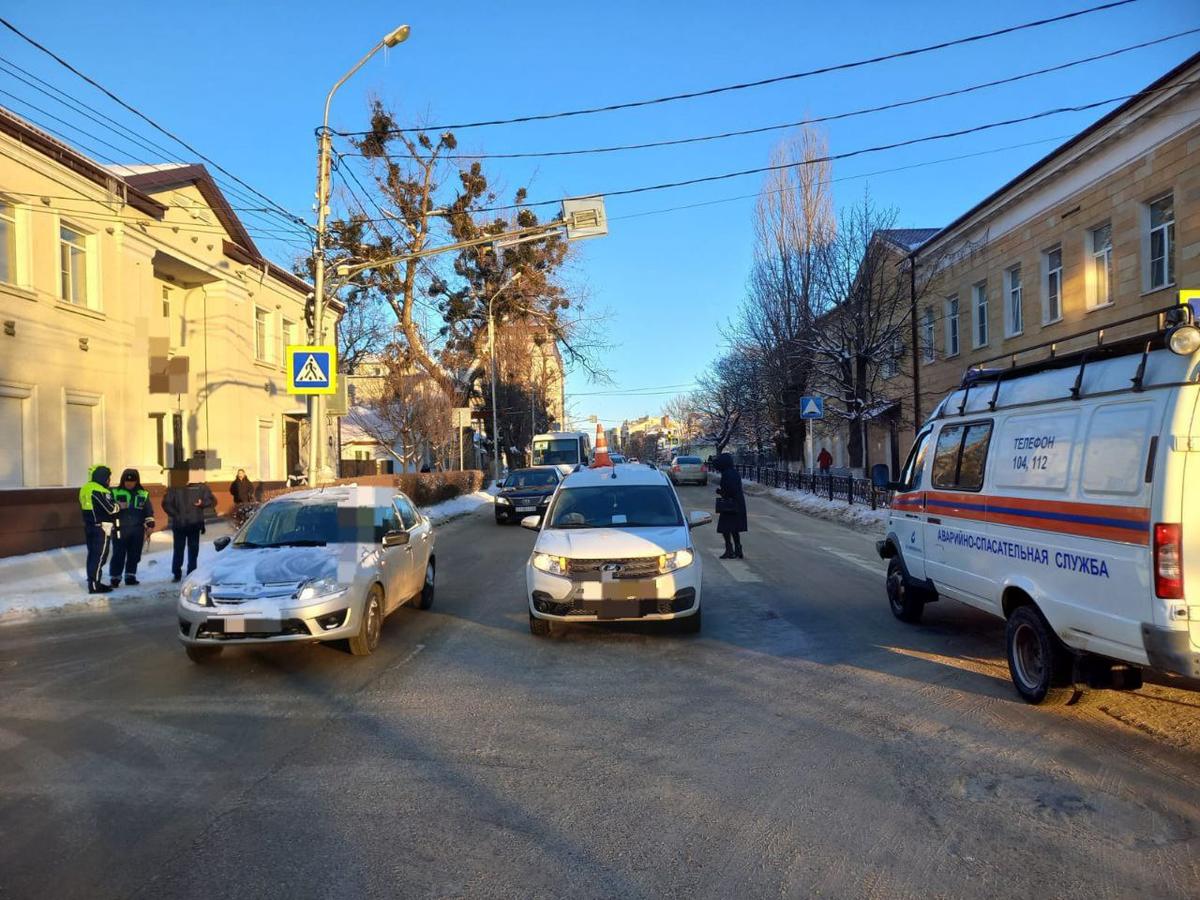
[335,0,1140,134]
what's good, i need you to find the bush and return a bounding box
[263,470,486,509]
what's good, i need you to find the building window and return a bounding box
[65,392,101,487]
[161,285,171,317]
[881,339,904,379]
[254,307,271,362]
[0,383,33,488]
[1043,246,1062,324]
[922,306,936,362]
[60,225,88,305]
[1147,194,1175,291]
[972,281,989,348]
[1005,265,1023,337]
[1088,223,1113,308]
[281,318,296,365]
[149,413,166,468]
[945,296,960,357]
[0,202,15,286]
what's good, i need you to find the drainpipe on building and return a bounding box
[908,251,921,433]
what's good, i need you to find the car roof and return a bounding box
[560,463,670,488]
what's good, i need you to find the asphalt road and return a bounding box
[2,485,1199,899]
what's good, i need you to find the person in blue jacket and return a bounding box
[109,468,155,587]
[79,464,119,594]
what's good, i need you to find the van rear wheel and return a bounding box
[1005,605,1079,706]
[886,558,924,623]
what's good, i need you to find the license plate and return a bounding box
[516,506,535,512]
[220,617,278,633]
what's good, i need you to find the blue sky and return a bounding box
[3,0,1197,428]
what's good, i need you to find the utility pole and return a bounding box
[908,251,922,433]
[309,23,410,485]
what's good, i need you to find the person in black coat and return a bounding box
[109,468,155,587]
[713,453,747,559]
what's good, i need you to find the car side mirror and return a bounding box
[520,515,542,531]
[214,536,231,552]
[382,530,410,547]
[688,510,713,529]
[870,464,893,489]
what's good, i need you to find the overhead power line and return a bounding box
[0,15,311,232]
[356,28,1199,161]
[336,0,1139,134]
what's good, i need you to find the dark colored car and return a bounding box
[495,467,562,524]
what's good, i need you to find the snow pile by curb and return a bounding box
[0,490,494,622]
[744,481,889,533]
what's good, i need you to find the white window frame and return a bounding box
[945,296,960,358]
[1041,245,1063,325]
[1144,193,1175,293]
[280,317,296,369]
[0,200,17,288]
[63,389,103,487]
[1004,265,1023,338]
[0,381,37,488]
[922,306,936,362]
[1086,223,1114,310]
[161,284,172,318]
[59,223,90,307]
[254,306,272,363]
[972,281,989,348]
[258,417,275,480]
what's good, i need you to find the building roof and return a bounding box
[916,50,1200,257]
[877,228,940,252]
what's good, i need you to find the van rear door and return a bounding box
[1182,387,1200,652]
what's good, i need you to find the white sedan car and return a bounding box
[523,464,711,635]
[177,486,435,662]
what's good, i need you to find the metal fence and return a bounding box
[736,464,893,510]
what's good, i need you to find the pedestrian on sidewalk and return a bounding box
[817,447,833,474]
[229,468,257,528]
[162,469,216,582]
[109,468,155,587]
[79,464,119,594]
[713,453,747,560]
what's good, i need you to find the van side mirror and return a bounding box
[214,536,231,552]
[870,464,893,490]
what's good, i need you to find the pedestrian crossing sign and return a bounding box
[800,396,824,419]
[286,345,337,395]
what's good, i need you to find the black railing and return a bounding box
[735,464,893,510]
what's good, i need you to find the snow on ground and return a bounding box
[743,480,889,534]
[0,490,495,622]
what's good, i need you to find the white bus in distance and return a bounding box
[532,431,592,471]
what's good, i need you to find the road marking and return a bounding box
[820,547,880,575]
[712,556,763,582]
[387,643,425,671]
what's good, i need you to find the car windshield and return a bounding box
[505,469,557,488]
[235,501,385,547]
[532,439,580,465]
[546,485,682,529]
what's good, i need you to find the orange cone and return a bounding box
[590,423,613,468]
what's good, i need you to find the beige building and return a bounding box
[891,53,1200,466]
[0,105,336,493]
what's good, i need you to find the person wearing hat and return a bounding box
[78,464,119,594]
[162,468,216,582]
[109,468,155,587]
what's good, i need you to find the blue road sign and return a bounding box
[287,345,337,395]
[799,396,824,419]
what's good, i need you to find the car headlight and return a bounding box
[296,576,350,602]
[180,579,211,607]
[531,552,570,576]
[659,549,694,573]
[497,496,511,505]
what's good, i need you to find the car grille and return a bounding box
[210,581,305,605]
[566,557,661,580]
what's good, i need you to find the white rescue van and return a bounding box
[876,305,1200,705]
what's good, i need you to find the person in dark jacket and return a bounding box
[229,468,257,528]
[109,468,155,587]
[79,464,119,594]
[713,453,747,559]
[817,447,833,474]
[162,470,216,581]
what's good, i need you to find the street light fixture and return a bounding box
[308,24,411,485]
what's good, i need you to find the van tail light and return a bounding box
[672,465,680,473]
[1153,523,1184,599]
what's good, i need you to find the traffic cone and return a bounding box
[590,423,613,468]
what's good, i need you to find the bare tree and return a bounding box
[693,354,752,453]
[346,356,453,470]
[662,394,702,451]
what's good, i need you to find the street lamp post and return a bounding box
[486,271,522,482]
[308,23,411,485]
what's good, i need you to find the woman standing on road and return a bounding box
[713,453,747,559]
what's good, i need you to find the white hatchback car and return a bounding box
[177,486,435,662]
[523,464,712,635]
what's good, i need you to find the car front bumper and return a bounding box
[177,591,360,646]
[496,498,550,519]
[527,567,700,622]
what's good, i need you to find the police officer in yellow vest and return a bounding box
[79,464,119,594]
[109,468,156,588]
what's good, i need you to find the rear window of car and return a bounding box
[676,456,702,464]
[547,485,683,528]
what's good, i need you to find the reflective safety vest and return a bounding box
[112,488,149,508]
[79,480,110,511]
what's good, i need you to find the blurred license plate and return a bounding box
[222,617,278,633]
[516,506,535,512]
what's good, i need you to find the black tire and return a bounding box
[886,557,925,623]
[495,512,508,525]
[529,612,551,637]
[677,608,702,634]
[415,560,435,610]
[349,585,384,656]
[1005,605,1079,706]
[185,645,222,664]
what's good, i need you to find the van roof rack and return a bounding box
[957,303,1191,390]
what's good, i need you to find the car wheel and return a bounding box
[529,611,552,637]
[886,557,924,623]
[349,585,384,656]
[185,645,222,664]
[1005,605,1079,706]
[677,608,702,634]
[495,512,507,524]
[415,561,435,610]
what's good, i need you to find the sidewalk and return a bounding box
[743,480,889,534]
[0,490,495,622]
